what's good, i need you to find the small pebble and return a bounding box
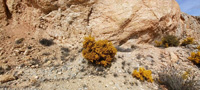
[58,72,62,75]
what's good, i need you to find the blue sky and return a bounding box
[176,0,200,16]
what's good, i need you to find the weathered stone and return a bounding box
[28,0,59,14]
[0,74,16,83]
[0,0,7,27]
[27,0,92,14]
[1,64,11,71]
[170,52,178,63]
[90,0,180,45]
[178,13,200,42]
[6,0,15,13]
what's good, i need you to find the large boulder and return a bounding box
[89,0,181,45]
[1,0,184,46]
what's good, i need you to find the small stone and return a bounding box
[14,71,23,77]
[15,38,24,44]
[61,66,68,71]
[44,61,52,66]
[27,46,32,49]
[1,64,11,71]
[24,49,30,55]
[118,54,124,58]
[0,74,16,83]
[83,84,87,89]
[31,65,36,68]
[146,55,153,62]
[170,52,178,63]
[16,66,21,69]
[35,64,39,68]
[113,73,118,77]
[96,67,104,72]
[186,44,198,49]
[105,84,109,87]
[14,50,20,53]
[34,76,39,79]
[58,72,62,75]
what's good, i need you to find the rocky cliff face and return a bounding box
[0,0,199,45]
[178,13,200,43]
[0,0,180,44]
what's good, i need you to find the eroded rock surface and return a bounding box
[90,0,181,45]
[178,13,200,43]
[0,0,8,27]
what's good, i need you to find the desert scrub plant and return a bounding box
[180,37,194,46]
[188,51,200,64]
[82,36,117,67]
[158,66,200,90]
[132,67,153,83]
[154,40,162,47]
[197,45,200,50]
[155,35,180,48]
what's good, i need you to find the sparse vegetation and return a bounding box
[155,35,180,48]
[181,37,194,46]
[188,52,200,64]
[197,45,200,50]
[132,67,153,83]
[82,36,117,67]
[158,66,200,90]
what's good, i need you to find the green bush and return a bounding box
[82,36,117,67]
[155,35,180,48]
[158,66,200,90]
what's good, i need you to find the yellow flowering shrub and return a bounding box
[180,37,194,46]
[154,40,162,47]
[188,52,200,64]
[182,71,190,80]
[132,67,153,83]
[82,36,117,67]
[133,70,143,81]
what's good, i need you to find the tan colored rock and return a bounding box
[170,52,178,63]
[0,74,16,83]
[6,0,21,13]
[90,0,180,45]
[28,0,59,13]
[6,0,14,13]
[178,13,200,43]
[7,0,181,47]
[27,0,92,14]
[68,0,90,5]
[0,0,7,27]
